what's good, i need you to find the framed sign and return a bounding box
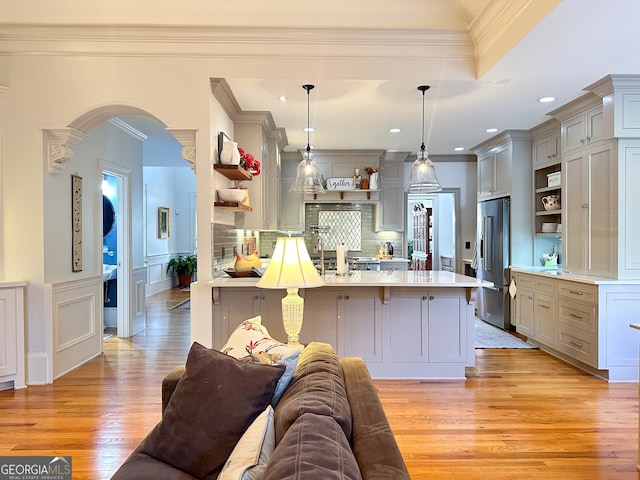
[326,177,355,190]
[71,174,83,271]
[158,207,170,238]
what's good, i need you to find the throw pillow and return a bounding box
[140,342,285,480]
[222,316,300,405]
[218,405,275,480]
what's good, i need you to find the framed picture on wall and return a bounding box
[158,207,170,238]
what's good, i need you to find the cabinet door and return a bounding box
[219,289,261,341]
[389,290,428,362]
[477,153,495,199]
[341,289,382,362]
[534,293,555,346]
[586,106,605,144]
[376,182,404,231]
[563,152,587,273]
[562,112,587,152]
[514,286,534,337]
[493,145,512,196]
[427,292,466,363]
[305,290,340,352]
[533,133,553,167]
[585,141,615,277]
[0,288,18,378]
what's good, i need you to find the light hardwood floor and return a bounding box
[1,288,638,479]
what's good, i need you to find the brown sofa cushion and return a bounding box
[273,342,352,444]
[138,342,285,480]
[340,357,411,480]
[262,413,363,480]
[111,451,198,480]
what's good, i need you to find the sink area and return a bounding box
[103,264,117,282]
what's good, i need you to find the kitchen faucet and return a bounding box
[314,235,325,275]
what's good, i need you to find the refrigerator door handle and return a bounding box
[482,215,492,271]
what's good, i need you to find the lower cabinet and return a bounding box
[511,270,640,380]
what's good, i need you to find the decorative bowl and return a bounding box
[218,188,247,203]
[541,222,558,233]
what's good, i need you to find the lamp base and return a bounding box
[282,288,305,350]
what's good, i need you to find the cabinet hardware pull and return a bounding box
[568,290,583,295]
[337,295,343,300]
[539,304,550,309]
[254,295,259,300]
[586,136,591,143]
[569,340,584,349]
[422,296,427,301]
[580,138,585,145]
[569,313,583,319]
[429,295,435,301]
[345,296,349,300]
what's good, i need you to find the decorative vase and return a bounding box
[369,172,379,190]
[220,141,241,165]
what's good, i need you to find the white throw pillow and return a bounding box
[222,316,300,405]
[218,405,275,480]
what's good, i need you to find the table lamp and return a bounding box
[256,236,325,349]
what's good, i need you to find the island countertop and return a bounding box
[209,270,492,289]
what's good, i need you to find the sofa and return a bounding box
[111,320,410,480]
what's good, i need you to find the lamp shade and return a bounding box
[406,152,442,193]
[257,237,325,289]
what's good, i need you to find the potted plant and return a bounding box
[167,254,197,288]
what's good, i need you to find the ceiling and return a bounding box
[3,0,640,163]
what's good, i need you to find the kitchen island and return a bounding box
[210,271,491,379]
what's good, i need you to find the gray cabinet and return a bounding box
[477,142,511,200]
[278,154,304,231]
[375,157,405,232]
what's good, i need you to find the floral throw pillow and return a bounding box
[222,316,300,405]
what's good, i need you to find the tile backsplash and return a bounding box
[212,203,403,276]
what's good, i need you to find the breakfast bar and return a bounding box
[210,271,491,379]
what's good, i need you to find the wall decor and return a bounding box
[71,174,83,272]
[158,207,170,238]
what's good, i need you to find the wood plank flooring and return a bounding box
[0,288,638,479]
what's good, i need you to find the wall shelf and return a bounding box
[308,189,380,200]
[214,164,252,181]
[214,201,252,212]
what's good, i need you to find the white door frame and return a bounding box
[101,161,133,337]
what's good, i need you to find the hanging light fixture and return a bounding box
[290,84,325,194]
[406,85,442,193]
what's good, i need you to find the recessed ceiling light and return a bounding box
[485,128,498,133]
[304,127,315,132]
[538,96,556,103]
[454,147,465,151]
[388,128,401,133]
[279,95,287,102]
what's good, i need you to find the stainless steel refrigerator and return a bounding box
[476,197,511,330]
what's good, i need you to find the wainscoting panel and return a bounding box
[47,277,102,380]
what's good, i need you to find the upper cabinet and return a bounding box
[375,152,408,232]
[278,153,305,232]
[532,121,562,168]
[548,75,640,280]
[234,113,287,231]
[476,142,511,200]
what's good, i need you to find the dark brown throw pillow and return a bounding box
[140,342,285,480]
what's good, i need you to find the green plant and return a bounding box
[167,255,197,276]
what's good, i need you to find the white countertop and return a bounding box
[510,266,640,285]
[210,270,492,288]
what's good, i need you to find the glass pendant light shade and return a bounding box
[406,148,442,193]
[290,84,325,194]
[406,85,442,193]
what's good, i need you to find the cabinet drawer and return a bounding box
[557,324,597,368]
[535,278,555,294]
[558,300,596,333]
[558,281,597,304]
[515,274,535,290]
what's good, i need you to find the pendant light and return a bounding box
[406,85,442,193]
[290,84,326,194]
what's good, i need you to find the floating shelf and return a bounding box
[536,209,562,216]
[311,189,380,200]
[214,164,252,181]
[214,201,252,212]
